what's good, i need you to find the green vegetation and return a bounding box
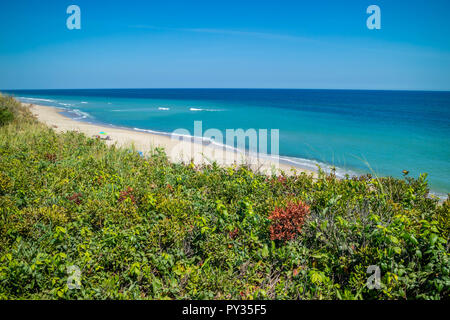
[0,106,14,127]
[0,95,448,299]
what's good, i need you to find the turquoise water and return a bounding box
[5,89,450,195]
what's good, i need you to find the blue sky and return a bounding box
[1,0,449,90]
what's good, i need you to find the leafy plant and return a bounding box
[0,106,13,126]
[269,201,310,241]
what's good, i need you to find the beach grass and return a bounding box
[0,94,448,299]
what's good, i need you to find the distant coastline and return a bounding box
[4,88,449,197]
[26,103,316,177]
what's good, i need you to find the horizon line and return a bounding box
[2,88,450,93]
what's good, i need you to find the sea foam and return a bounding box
[189,107,224,112]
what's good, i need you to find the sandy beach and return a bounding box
[25,103,315,177]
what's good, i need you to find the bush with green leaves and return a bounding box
[0,95,448,300]
[0,106,13,127]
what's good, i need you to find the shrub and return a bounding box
[68,192,83,205]
[118,187,136,203]
[269,201,310,241]
[0,106,14,126]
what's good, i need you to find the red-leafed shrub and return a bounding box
[44,153,57,163]
[68,192,83,205]
[228,228,239,239]
[267,176,287,186]
[269,201,310,241]
[118,187,135,203]
[277,176,287,185]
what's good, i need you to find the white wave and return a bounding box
[69,109,92,120]
[18,97,56,103]
[133,127,170,136]
[112,108,161,112]
[81,101,88,104]
[158,107,170,111]
[189,107,224,112]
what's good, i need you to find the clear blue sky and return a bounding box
[1,0,449,90]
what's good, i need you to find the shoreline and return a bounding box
[25,103,317,177]
[17,103,450,199]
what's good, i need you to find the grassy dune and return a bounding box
[0,95,448,299]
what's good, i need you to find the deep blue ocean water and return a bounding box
[4,89,450,195]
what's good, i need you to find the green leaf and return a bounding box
[390,236,399,244]
[409,234,419,245]
[261,245,269,258]
[415,249,422,259]
[430,234,438,246]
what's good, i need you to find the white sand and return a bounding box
[25,103,315,177]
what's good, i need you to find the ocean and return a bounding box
[4,89,450,196]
